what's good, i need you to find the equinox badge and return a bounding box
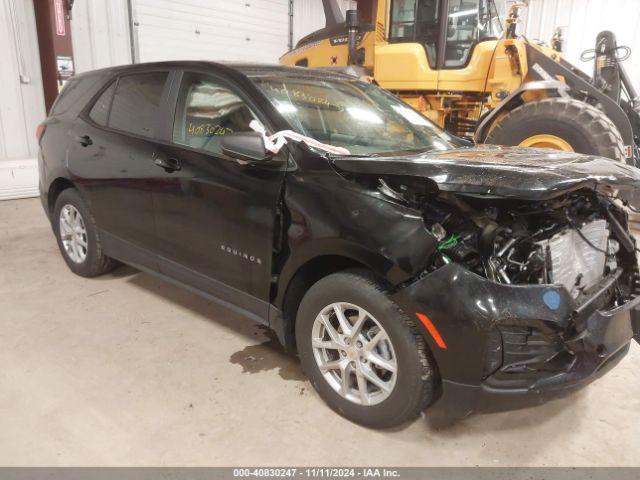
[220,244,262,265]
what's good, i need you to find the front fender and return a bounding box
[275,170,439,306]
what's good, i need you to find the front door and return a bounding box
[151,71,286,322]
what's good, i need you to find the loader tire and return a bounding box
[485,98,626,162]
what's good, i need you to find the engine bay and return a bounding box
[377,175,638,304]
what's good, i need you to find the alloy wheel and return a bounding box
[59,204,88,264]
[311,302,397,406]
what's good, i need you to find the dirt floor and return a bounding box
[1,198,639,466]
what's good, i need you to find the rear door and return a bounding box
[67,70,173,268]
[150,70,287,322]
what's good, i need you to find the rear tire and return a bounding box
[53,188,117,278]
[296,271,437,429]
[485,97,626,162]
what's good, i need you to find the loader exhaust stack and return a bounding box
[346,9,359,65]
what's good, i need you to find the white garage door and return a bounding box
[132,0,290,64]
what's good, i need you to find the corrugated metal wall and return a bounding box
[522,0,640,91]
[71,0,132,74]
[0,0,45,200]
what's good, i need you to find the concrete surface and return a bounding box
[0,197,639,466]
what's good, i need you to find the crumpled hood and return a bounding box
[331,145,640,207]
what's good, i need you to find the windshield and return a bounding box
[252,76,456,155]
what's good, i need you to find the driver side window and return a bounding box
[173,73,259,154]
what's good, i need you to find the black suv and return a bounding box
[39,62,640,428]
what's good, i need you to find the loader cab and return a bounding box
[388,0,503,70]
[280,0,505,103]
[373,0,504,96]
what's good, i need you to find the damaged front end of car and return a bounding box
[332,146,640,418]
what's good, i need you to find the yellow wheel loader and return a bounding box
[280,0,640,165]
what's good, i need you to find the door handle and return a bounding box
[154,156,181,173]
[75,135,93,147]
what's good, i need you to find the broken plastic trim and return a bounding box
[250,120,351,156]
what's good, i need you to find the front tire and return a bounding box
[296,271,437,428]
[53,188,116,277]
[485,97,626,162]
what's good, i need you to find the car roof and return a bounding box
[71,61,356,82]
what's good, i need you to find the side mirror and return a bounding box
[221,132,271,163]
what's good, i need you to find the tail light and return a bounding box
[36,123,46,143]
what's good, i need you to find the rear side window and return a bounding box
[50,78,80,114]
[50,75,102,116]
[108,72,169,138]
[89,81,116,126]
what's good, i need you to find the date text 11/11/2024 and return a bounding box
[232,468,401,478]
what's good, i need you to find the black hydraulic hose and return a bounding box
[619,61,639,106]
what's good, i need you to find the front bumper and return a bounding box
[392,264,640,419]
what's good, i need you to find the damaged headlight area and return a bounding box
[376,175,639,306]
[425,191,637,301]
